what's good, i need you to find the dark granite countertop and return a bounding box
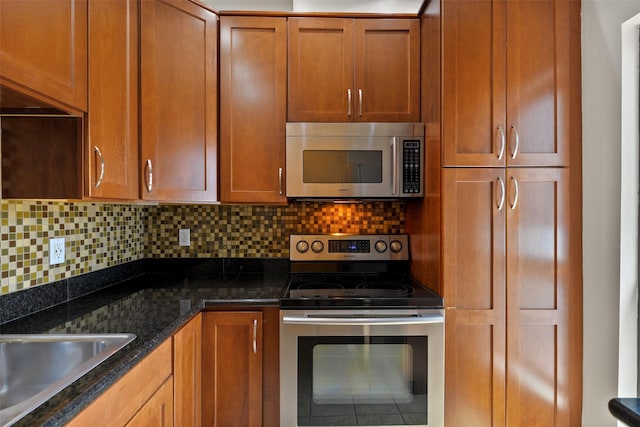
[610,398,640,426]
[0,258,288,427]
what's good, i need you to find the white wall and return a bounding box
[583,1,640,426]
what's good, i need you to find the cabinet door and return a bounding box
[86,0,138,200]
[174,314,202,427]
[203,311,263,427]
[0,0,87,111]
[442,168,506,427]
[219,16,287,204]
[442,0,573,168]
[288,18,354,122]
[68,339,173,427]
[126,377,174,427]
[505,0,572,167]
[441,0,506,167]
[140,0,218,202]
[354,19,420,122]
[505,168,570,426]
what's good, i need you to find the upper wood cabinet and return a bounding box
[442,0,573,167]
[86,0,138,200]
[0,0,87,111]
[202,311,263,427]
[140,0,218,202]
[219,16,287,204]
[288,17,420,122]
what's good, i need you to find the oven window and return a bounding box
[303,150,383,183]
[298,336,427,426]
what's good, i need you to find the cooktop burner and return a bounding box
[282,234,443,309]
[283,274,441,308]
[289,280,415,299]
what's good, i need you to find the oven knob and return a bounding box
[311,240,324,253]
[390,240,403,253]
[374,240,388,253]
[296,240,309,253]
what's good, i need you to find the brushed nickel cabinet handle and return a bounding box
[496,176,505,211]
[510,176,519,210]
[358,88,363,117]
[496,125,505,160]
[252,319,258,354]
[278,167,283,195]
[510,125,520,160]
[145,159,153,193]
[94,146,105,188]
[347,89,352,117]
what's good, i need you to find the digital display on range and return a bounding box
[328,240,370,253]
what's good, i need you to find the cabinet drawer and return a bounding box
[67,339,172,427]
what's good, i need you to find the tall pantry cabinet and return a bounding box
[437,0,582,426]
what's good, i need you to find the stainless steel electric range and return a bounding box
[280,234,444,427]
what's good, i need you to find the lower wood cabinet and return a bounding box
[202,307,279,427]
[442,167,577,426]
[67,313,203,427]
[67,339,173,427]
[202,311,263,427]
[125,377,174,427]
[174,313,202,427]
[66,307,282,427]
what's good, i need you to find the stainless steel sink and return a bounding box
[0,333,136,427]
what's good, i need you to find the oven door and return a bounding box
[280,309,444,427]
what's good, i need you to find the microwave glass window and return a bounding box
[303,150,383,183]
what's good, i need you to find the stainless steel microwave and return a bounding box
[286,122,424,200]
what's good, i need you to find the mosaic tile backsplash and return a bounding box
[1,200,405,296]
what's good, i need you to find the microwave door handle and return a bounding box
[392,137,398,195]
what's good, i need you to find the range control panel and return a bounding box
[290,234,409,261]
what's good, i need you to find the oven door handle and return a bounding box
[281,313,444,326]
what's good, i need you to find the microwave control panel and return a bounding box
[402,140,422,194]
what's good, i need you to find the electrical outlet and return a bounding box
[49,237,65,265]
[179,229,190,247]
